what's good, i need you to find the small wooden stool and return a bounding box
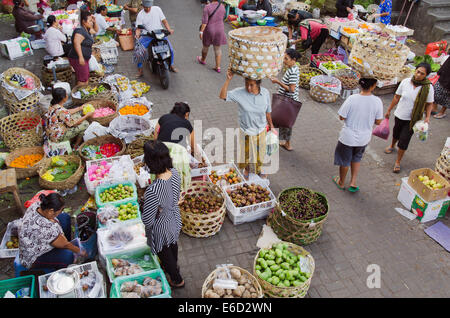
[0,169,24,215]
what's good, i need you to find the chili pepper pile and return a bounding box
[278,188,328,221]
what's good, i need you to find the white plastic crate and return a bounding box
[85,155,137,195]
[223,180,276,225]
[38,261,106,298]
[188,144,212,178]
[208,162,245,190]
[100,46,119,64]
[0,222,19,258]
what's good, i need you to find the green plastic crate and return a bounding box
[97,200,142,229]
[110,269,171,298]
[105,246,161,283]
[95,181,137,209]
[0,275,36,298]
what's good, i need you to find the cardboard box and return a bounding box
[398,178,449,223]
[407,168,450,202]
[0,37,33,60]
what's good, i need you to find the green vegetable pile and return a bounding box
[413,55,441,72]
[79,85,107,99]
[50,162,79,182]
[255,243,311,288]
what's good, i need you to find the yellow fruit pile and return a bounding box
[116,76,129,91]
[119,104,149,116]
[10,153,43,168]
[130,80,150,97]
[418,175,444,190]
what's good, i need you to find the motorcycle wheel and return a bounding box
[160,66,169,89]
[150,60,157,74]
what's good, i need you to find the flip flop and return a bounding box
[393,163,401,173]
[433,113,447,119]
[332,176,345,190]
[281,144,293,151]
[348,186,360,193]
[384,147,395,154]
[214,67,221,73]
[196,56,206,65]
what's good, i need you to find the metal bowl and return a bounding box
[47,269,80,296]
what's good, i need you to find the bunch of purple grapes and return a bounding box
[279,188,327,220]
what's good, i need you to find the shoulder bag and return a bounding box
[199,1,222,31]
[271,93,303,128]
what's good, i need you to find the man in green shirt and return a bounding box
[124,0,143,27]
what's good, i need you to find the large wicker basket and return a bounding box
[435,148,449,182]
[228,26,287,80]
[0,111,43,151]
[201,265,263,298]
[71,83,112,105]
[78,134,126,161]
[298,66,324,90]
[41,66,73,87]
[5,146,45,179]
[334,68,361,90]
[38,155,84,190]
[253,242,315,298]
[179,181,226,238]
[88,71,105,84]
[310,85,339,103]
[83,99,118,126]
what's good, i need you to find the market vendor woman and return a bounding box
[19,193,87,270]
[43,87,93,149]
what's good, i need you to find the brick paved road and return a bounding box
[0,0,449,298]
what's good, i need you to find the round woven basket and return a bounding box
[297,55,311,67]
[435,150,449,182]
[0,111,43,151]
[228,26,287,80]
[38,155,84,190]
[298,66,324,90]
[41,66,73,87]
[201,265,263,298]
[179,181,226,238]
[310,85,339,103]
[5,146,45,179]
[253,242,315,298]
[71,83,112,105]
[78,134,126,161]
[1,68,42,113]
[88,71,105,84]
[334,68,361,90]
[83,99,118,126]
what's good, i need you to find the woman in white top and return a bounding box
[94,5,115,37]
[333,77,383,193]
[44,15,67,57]
[384,63,434,173]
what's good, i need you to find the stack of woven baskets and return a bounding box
[435,144,449,182]
[0,68,42,114]
[0,111,43,151]
[41,65,73,87]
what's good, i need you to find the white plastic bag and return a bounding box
[97,205,119,226]
[108,155,137,184]
[83,122,110,142]
[89,57,102,72]
[137,167,151,188]
[413,120,429,142]
[310,75,342,95]
[109,115,153,144]
[266,131,279,156]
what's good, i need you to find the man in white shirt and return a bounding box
[135,0,177,77]
[94,5,116,36]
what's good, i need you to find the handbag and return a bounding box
[199,1,222,31]
[271,93,303,128]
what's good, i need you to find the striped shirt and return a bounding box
[277,65,300,101]
[141,168,182,255]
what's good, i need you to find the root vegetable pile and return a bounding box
[226,183,271,208]
[179,192,223,214]
[204,267,260,298]
[120,278,163,298]
[278,188,327,220]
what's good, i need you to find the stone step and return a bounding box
[428,7,450,21]
[422,0,450,8]
[433,21,450,42]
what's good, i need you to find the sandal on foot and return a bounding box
[348,186,360,193]
[170,66,178,73]
[196,56,206,65]
[384,147,395,154]
[433,113,447,119]
[281,143,293,151]
[168,278,185,288]
[393,163,401,173]
[332,176,345,190]
[214,67,221,73]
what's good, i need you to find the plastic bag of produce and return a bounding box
[413,120,429,142]
[266,131,279,156]
[372,118,390,140]
[108,155,137,184]
[97,205,119,226]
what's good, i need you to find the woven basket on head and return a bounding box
[0,111,43,151]
[38,154,84,190]
[41,66,73,87]
[202,265,263,298]
[78,134,126,161]
[298,66,324,90]
[5,146,45,179]
[253,242,315,298]
[267,187,329,245]
[228,26,287,80]
[334,68,361,90]
[83,99,118,126]
[435,149,449,182]
[179,181,226,238]
[71,83,112,105]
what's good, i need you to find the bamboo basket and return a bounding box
[253,242,315,298]
[0,111,43,151]
[38,155,84,190]
[71,83,112,105]
[297,55,311,67]
[348,33,410,80]
[435,149,449,182]
[5,146,45,179]
[298,66,324,90]
[310,85,339,103]
[83,99,118,126]
[78,134,126,161]
[41,66,73,87]
[88,71,105,84]
[334,68,361,90]
[1,67,42,113]
[201,265,263,298]
[179,181,226,238]
[228,26,287,80]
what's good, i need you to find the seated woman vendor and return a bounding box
[154,102,199,158]
[18,192,87,271]
[95,5,116,39]
[43,87,93,149]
